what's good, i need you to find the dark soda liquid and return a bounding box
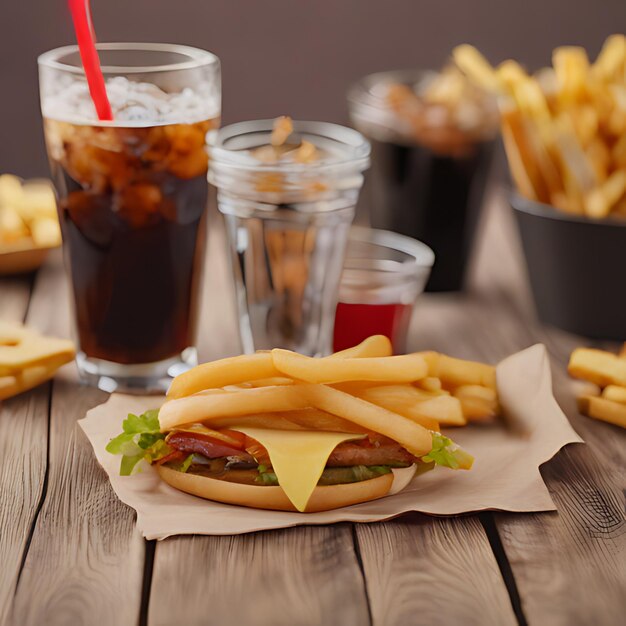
[333,301,413,354]
[44,118,216,364]
[364,136,495,292]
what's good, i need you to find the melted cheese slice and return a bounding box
[230,426,365,512]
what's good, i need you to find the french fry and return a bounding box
[167,352,281,399]
[553,46,590,104]
[301,383,434,456]
[455,36,626,218]
[0,204,28,243]
[30,217,61,248]
[271,349,428,384]
[587,138,611,183]
[422,66,466,104]
[283,408,378,433]
[211,409,368,434]
[497,60,530,93]
[293,140,318,164]
[456,395,497,421]
[549,191,571,213]
[614,197,626,216]
[0,175,61,250]
[577,395,626,429]
[328,335,393,359]
[0,174,22,205]
[453,384,499,403]
[584,170,626,218]
[534,67,558,98]
[452,44,502,93]
[601,385,626,404]
[19,181,57,220]
[209,412,304,431]
[270,115,293,147]
[159,385,310,430]
[410,395,466,426]
[608,105,626,137]
[520,116,563,201]
[453,385,500,421]
[553,116,597,197]
[568,348,626,387]
[613,134,626,170]
[513,77,552,122]
[592,34,626,82]
[618,343,626,358]
[0,320,75,377]
[500,107,545,201]
[335,384,446,429]
[419,352,497,390]
[244,377,295,387]
[0,360,65,401]
[414,376,443,393]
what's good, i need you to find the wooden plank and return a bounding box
[493,448,625,626]
[354,196,519,625]
[9,252,146,626]
[149,212,370,625]
[0,276,43,626]
[0,275,31,320]
[149,526,370,626]
[356,514,517,626]
[494,328,626,626]
[150,202,518,625]
[436,195,626,626]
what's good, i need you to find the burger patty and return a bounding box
[165,431,418,468]
[327,440,417,467]
[186,460,394,486]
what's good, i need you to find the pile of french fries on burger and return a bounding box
[569,344,626,429]
[165,335,500,433]
[453,35,626,218]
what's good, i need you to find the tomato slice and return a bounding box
[243,436,271,466]
[154,450,185,466]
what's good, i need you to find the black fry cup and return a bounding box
[348,69,499,292]
[511,193,626,341]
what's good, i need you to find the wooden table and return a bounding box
[1,189,624,626]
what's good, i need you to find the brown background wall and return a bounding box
[1,0,624,177]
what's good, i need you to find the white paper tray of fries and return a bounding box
[79,343,582,539]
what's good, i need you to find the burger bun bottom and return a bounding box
[156,465,397,512]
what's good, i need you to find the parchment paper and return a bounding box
[79,344,583,539]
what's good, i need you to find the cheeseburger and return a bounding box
[107,339,475,512]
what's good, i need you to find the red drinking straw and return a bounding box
[67,0,113,121]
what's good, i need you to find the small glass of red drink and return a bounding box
[333,226,434,354]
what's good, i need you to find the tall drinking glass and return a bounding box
[209,120,370,356]
[38,44,221,393]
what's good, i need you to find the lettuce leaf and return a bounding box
[123,410,160,433]
[422,432,474,470]
[256,467,279,485]
[180,455,194,473]
[106,409,167,476]
[120,452,145,476]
